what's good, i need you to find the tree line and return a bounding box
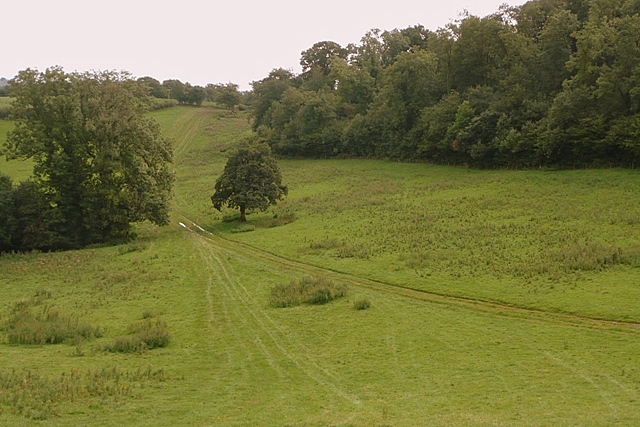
[137,77,243,110]
[250,0,640,168]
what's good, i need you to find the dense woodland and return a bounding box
[249,0,640,167]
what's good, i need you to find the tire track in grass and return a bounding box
[180,217,640,334]
[189,228,361,405]
[194,223,286,382]
[182,218,640,416]
[211,243,355,387]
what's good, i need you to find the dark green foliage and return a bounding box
[0,366,166,420]
[211,141,287,222]
[207,82,242,111]
[269,276,348,308]
[250,0,640,168]
[3,67,174,251]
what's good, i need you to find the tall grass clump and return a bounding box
[101,316,171,353]
[270,276,348,308]
[5,296,102,345]
[353,298,371,310]
[0,366,166,420]
[256,212,296,228]
[553,241,624,272]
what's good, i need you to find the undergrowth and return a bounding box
[100,314,171,353]
[353,299,371,310]
[0,365,166,420]
[4,291,103,345]
[270,276,348,308]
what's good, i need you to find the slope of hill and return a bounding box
[1,106,639,426]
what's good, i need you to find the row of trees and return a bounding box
[251,0,640,167]
[137,77,243,110]
[0,68,174,252]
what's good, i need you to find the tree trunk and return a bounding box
[239,204,246,222]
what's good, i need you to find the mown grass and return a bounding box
[2,106,640,425]
[160,106,640,323]
[207,162,640,322]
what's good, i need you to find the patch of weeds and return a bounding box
[231,224,255,233]
[117,241,148,255]
[336,244,372,259]
[256,212,296,228]
[0,365,167,420]
[100,315,171,354]
[4,294,102,345]
[309,238,343,250]
[270,276,348,308]
[553,241,624,272]
[353,299,371,310]
[399,252,429,269]
[142,309,164,319]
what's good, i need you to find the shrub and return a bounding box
[102,317,171,353]
[147,97,178,111]
[353,298,371,310]
[117,241,148,255]
[270,276,348,308]
[5,297,102,345]
[256,212,296,228]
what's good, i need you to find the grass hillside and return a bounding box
[167,108,640,323]
[1,106,639,426]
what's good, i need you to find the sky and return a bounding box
[2,0,525,91]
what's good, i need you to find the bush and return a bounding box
[270,276,348,308]
[353,299,371,310]
[102,317,171,353]
[6,304,103,345]
[147,97,178,111]
[256,212,296,228]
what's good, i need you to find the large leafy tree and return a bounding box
[211,142,287,222]
[4,67,174,249]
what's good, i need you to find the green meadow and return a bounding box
[1,109,640,426]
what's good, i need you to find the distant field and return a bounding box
[1,106,639,426]
[0,119,34,182]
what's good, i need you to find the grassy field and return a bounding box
[1,106,639,425]
[164,108,640,323]
[0,119,35,182]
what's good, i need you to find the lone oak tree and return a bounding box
[211,142,287,222]
[4,67,174,249]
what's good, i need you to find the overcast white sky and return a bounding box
[2,0,524,90]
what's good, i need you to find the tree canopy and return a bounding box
[249,0,640,168]
[211,142,287,222]
[2,67,174,251]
